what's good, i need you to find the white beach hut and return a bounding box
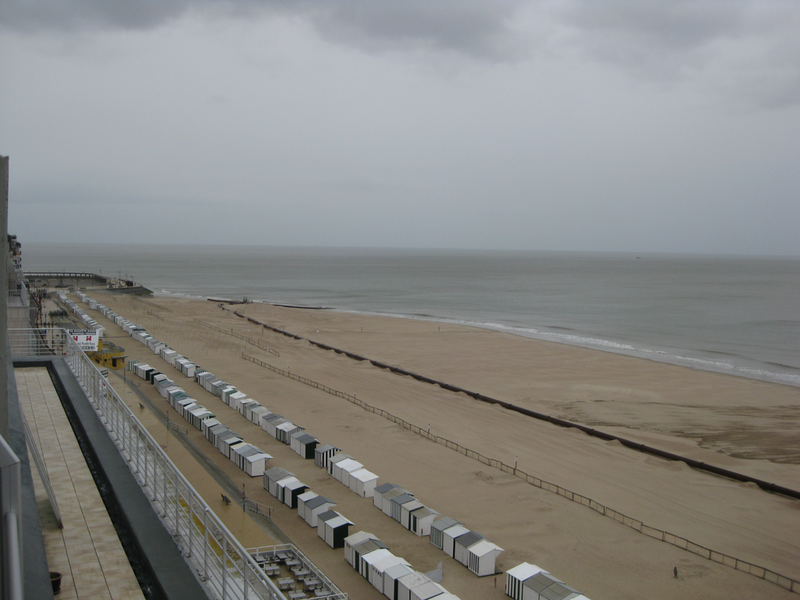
[296,491,318,520]
[186,405,215,431]
[384,563,415,600]
[333,458,363,487]
[263,467,293,497]
[226,390,247,408]
[276,421,304,444]
[283,479,308,508]
[517,569,589,600]
[396,571,446,600]
[373,483,400,511]
[390,493,417,523]
[349,468,379,498]
[454,531,484,566]
[369,553,410,592]
[237,398,257,417]
[350,540,389,578]
[314,444,340,469]
[381,486,413,517]
[506,563,545,599]
[360,548,393,580]
[249,405,271,427]
[304,495,337,527]
[409,506,440,537]
[319,512,354,549]
[272,475,299,504]
[441,524,470,558]
[399,499,425,530]
[343,532,381,570]
[201,417,221,438]
[262,414,286,439]
[290,432,319,459]
[327,452,351,477]
[217,431,243,459]
[206,423,229,446]
[231,444,272,477]
[466,539,503,577]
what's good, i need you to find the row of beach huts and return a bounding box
[74,292,594,600]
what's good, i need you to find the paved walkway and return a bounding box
[15,367,145,600]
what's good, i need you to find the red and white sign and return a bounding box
[69,329,99,351]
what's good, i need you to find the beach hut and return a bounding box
[227,391,248,410]
[359,547,393,580]
[186,405,215,431]
[263,467,292,497]
[276,421,304,444]
[220,386,237,404]
[454,531,484,566]
[333,458,363,487]
[516,569,589,600]
[390,493,417,523]
[373,483,400,511]
[370,554,411,595]
[320,512,354,549]
[399,499,425,530]
[316,510,338,541]
[296,491,318,521]
[249,405,271,427]
[384,563,415,600]
[409,506,440,537]
[206,423,229,446]
[466,539,503,577]
[210,380,228,397]
[273,475,299,504]
[290,432,319,459]
[262,414,286,439]
[396,571,446,600]
[304,495,337,527]
[155,378,176,398]
[381,486,413,517]
[231,444,272,477]
[217,431,243,459]
[343,532,382,570]
[327,452,352,477]
[175,398,197,420]
[430,517,461,548]
[441,524,470,558]
[201,417,221,438]
[237,398,257,418]
[349,539,389,576]
[282,478,308,508]
[349,468,379,498]
[506,563,545,599]
[314,444,340,469]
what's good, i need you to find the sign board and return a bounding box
[69,329,99,351]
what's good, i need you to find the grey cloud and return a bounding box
[1,0,529,60]
[304,1,529,60]
[561,0,800,107]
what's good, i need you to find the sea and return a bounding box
[23,244,800,388]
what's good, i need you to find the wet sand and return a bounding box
[80,291,800,600]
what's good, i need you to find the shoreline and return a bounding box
[72,290,800,599]
[154,289,800,389]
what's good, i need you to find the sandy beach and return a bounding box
[74,290,800,600]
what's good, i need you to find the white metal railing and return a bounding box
[1,433,23,600]
[10,329,287,600]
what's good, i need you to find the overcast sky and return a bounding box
[2,1,799,255]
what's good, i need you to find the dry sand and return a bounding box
[77,291,800,600]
